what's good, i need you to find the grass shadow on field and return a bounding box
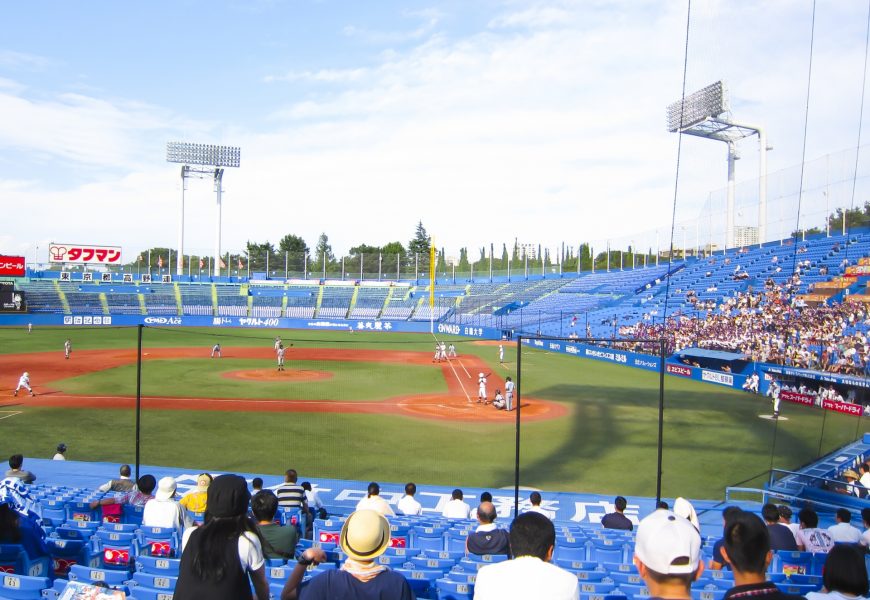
[484,383,850,499]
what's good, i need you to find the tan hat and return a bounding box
[196,473,212,491]
[339,510,391,561]
[155,476,177,501]
[843,469,860,480]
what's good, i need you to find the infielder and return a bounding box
[439,342,447,361]
[14,372,34,397]
[477,372,491,404]
[211,343,222,358]
[447,343,457,358]
[498,345,504,364]
[433,343,441,363]
[277,344,286,371]
[64,339,72,360]
[505,376,515,411]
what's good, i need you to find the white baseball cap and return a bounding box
[635,510,701,575]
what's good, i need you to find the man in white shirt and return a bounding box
[355,481,395,517]
[474,512,579,599]
[396,482,422,516]
[525,491,554,520]
[143,476,190,532]
[827,508,862,543]
[52,443,67,461]
[860,463,870,489]
[441,488,471,519]
[794,508,833,553]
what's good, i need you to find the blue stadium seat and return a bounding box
[68,563,132,586]
[410,526,446,552]
[409,555,455,571]
[691,589,726,600]
[420,549,464,561]
[435,577,474,600]
[0,573,51,600]
[607,572,645,586]
[46,538,99,578]
[127,570,178,592]
[578,581,618,595]
[122,505,145,526]
[554,558,599,572]
[394,568,440,599]
[54,521,99,541]
[94,530,137,570]
[64,502,101,523]
[136,527,178,558]
[771,550,816,576]
[134,555,180,577]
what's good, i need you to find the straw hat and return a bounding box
[339,510,391,561]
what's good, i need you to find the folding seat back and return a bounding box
[435,577,474,600]
[137,526,178,558]
[0,573,51,600]
[64,502,100,524]
[67,564,131,586]
[135,555,180,577]
[94,530,136,569]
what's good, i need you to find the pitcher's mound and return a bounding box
[222,369,333,382]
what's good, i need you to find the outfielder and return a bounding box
[498,344,504,364]
[14,372,34,397]
[64,339,72,360]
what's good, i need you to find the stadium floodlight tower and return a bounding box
[667,81,769,249]
[166,142,241,277]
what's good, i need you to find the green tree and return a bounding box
[277,234,309,274]
[457,247,470,273]
[408,221,431,258]
[314,233,334,263]
[436,248,447,273]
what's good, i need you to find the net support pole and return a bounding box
[655,339,665,504]
[514,335,523,518]
[135,324,143,480]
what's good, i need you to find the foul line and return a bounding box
[432,332,472,403]
[0,411,22,420]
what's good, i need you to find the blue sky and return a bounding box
[2,0,869,264]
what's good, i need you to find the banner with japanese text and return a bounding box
[48,243,122,265]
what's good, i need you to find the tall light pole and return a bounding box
[667,81,770,249]
[166,142,241,277]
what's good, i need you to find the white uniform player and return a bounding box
[477,372,489,404]
[274,337,282,353]
[439,342,447,361]
[493,390,505,409]
[499,345,504,364]
[14,372,33,397]
[64,339,72,359]
[433,344,441,363]
[505,377,515,411]
[277,344,286,371]
[447,343,457,358]
[211,343,221,358]
[27,323,32,334]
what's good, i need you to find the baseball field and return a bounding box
[0,325,863,500]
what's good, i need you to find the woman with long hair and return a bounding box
[174,474,269,600]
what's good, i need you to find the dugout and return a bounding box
[673,347,749,373]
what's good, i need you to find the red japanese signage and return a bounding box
[0,255,25,277]
[48,244,122,265]
[666,364,692,377]
[780,390,815,406]
[822,399,864,416]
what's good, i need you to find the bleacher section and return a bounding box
[215,284,247,317]
[317,285,354,318]
[381,286,418,319]
[285,285,318,318]
[17,281,61,313]
[142,284,177,316]
[349,286,390,319]
[177,283,213,316]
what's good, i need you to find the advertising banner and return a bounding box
[667,363,693,377]
[822,399,865,417]
[0,255,25,277]
[48,243,122,265]
[780,390,815,406]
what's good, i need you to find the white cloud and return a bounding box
[0,50,50,70]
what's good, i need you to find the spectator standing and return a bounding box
[5,455,35,484]
[252,490,298,559]
[827,508,862,543]
[633,510,703,600]
[794,508,834,553]
[473,512,579,599]
[720,511,805,600]
[761,503,797,551]
[355,482,396,517]
[175,474,269,600]
[805,544,869,600]
[396,482,422,516]
[441,489,471,519]
[279,510,413,600]
[143,476,190,531]
[466,501,510,557]
[601,496,633,531]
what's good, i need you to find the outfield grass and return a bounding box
[0,325,864,499]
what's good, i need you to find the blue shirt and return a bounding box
[299,568,414,600]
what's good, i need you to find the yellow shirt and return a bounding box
[179,491,207,514]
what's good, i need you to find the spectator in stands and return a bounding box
[143,476,190,531]
[794,508,833,553]
[52,443,67,461]
[280,509,413,600]
[396,482,422,516]
[175,474,269,600]
[633,510,703,600]
[601,496,633,531]
[5,454,35,484]
[762,503,797,551]
[473,512,579,599]
[97,464,135,493]
[301,482,325,519]
[806,544,869,600]
[860,463,870,489]
[525,491,554,519]
[251,477,263,493]
[467,501,510,557]
[356,481,395,517]
[470,491,493,520]
[710,506,743,571]
[92,474,156,510]
[861,507,870,547]
[252,490,298,559]
[179,473,212,515]
[838,469,866,498]
[720,511,805,600]
[777,505,800,541]
[442,488,471,519]
[276,469,307,512]
[0,502,48,561]
[827,508,862,543]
